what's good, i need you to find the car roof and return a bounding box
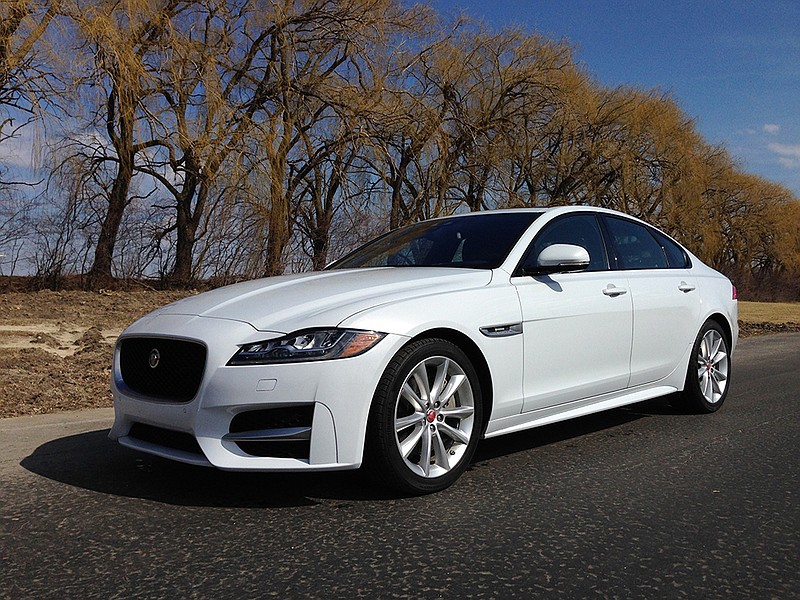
[436,206,644,221]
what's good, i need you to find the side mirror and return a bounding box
[524,244,590,276]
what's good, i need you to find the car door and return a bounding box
[512,213,633,412]
[600,215,702,387]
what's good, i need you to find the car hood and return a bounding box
[150,268,493,333]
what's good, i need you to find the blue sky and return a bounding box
[428,0,800,197]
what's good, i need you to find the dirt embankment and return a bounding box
[0,291,192,417]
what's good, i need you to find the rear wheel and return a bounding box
[365,338,482,494]
[674,320,731,413]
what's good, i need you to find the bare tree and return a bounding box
[62,0,188,288]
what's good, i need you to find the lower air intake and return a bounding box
[227,405,314,459]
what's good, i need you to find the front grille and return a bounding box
[119,337,207,401]
[128,423,204,456]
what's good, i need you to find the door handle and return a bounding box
[678,281,696,293]
[602,284,628,297]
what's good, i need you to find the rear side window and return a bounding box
[603,217,668,270]
[651,229,691,268]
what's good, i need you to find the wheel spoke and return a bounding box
[411,363,431,405]
[395,412,424,432]
[710,373,723,396]
[437,421,470,445]
[429,359,449,403]
[709,334,723,360]
[440,405,474,420]
[420,427,432,477]
[701,371,713,401]
[439,374,466,406]
[432,432,451,472]
[401,382,425,412]
[399,425,424,459]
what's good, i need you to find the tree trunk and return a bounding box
[86,82,136,290]
[169,173,201,286]
[86,161,132,289]
[264,190,290,277]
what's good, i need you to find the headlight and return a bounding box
[227,328,386,365]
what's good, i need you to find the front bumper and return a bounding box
[109,314,407,471]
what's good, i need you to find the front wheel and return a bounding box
[365,338,483,494]
[675,321,731,413]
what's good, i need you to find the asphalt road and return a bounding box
[1,333,798,599]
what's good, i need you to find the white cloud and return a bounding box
[763,123,781,135]
[769,143,800,169]
[769,142,800,158]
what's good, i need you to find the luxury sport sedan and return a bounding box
[110,206,737,493]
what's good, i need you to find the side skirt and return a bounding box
[483,385,678,439]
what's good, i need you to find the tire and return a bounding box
[365,338,483,494]
[674,320,731,413]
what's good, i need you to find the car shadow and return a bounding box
[20,396,683,507]
[19,430,402,507]
[474,395,682,462]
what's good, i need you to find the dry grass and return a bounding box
[738,301,800,324]
[737,301,800,338]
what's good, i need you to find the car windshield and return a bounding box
[328,212,542,270]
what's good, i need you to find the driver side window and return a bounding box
[524,214,609,272]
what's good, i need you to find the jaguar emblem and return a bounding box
[149,348,161,369]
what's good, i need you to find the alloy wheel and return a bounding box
[696,328,729,404]
[393,356,476,478]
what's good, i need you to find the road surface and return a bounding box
[1,333,798,598]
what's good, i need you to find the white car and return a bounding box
[110,207,737,493]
